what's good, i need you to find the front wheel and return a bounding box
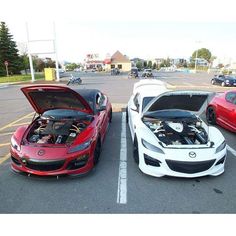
[221,81,225,87]
[126,107,128,123]
[211,79,215,85]
[93,139,101,166]
[206,106,216,125]
[109,109,112,123]
[133,137,139,164]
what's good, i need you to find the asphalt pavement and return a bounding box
[0,71,236,213]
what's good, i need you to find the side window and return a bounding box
[96,93,106,109]
[133,93,140,112]
[225,92,236,104]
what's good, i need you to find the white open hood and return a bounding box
[142,90,215,117]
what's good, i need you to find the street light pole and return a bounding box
[194,40,201,73]
[194,49,198,73]
[26,22,35,82]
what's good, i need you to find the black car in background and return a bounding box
[128,67,139,78]
[211,75,236,87]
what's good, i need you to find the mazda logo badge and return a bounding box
[189,151,196,158]
[38,149,45,156]
[21,158,27,165]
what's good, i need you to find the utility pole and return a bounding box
[26,22,35,82]
[53,22,60,82]
[194,40,201,73]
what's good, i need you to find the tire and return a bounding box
[93,139,101,166]
[221,81,225,87]
[211,79,215,85]
[133,136,139,164]
[109,109,112,123]
[126,107,128,123]
[206,106,216,125]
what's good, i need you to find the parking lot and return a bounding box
[0,71,236,213]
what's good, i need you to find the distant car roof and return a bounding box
[133,79,169,97]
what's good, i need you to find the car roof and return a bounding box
[133,79,168,96]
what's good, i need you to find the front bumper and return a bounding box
[138,145,226,178]
[10,146,94,176]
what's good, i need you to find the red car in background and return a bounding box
[206,90,236,132]
[10,85,112,177]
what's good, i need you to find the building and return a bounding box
[84,53,104,70]
[108,51,131,72]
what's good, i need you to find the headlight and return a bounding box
[68,140,91,153]
[215,141,226,153]
[11,136,21,151]
[141,139,165,154]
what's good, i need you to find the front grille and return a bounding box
[166,159,216,174]
[11,156,21,165]
[24,159,65,171]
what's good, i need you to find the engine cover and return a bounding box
[166,122,184,133]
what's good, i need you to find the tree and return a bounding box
[143,60,147,68]
[136,60,142,70]
[160,58,171,68]
[147,60,152,69]
[191,48,212,62]
[0,22,22,76]
[17,42,29,74]
[152,62,157,70]
[65,63,78,71]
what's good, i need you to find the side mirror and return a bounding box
[130,104,138,112]
[98,105,106,112]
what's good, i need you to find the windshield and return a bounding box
[142,96,155,111]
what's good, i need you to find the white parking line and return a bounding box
[117,112,127,204]
[227,145,236,157]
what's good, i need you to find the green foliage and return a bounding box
[147,60,152,68]
[160,58,171,67]
[135,60,142,70]
[20,54,29,74]
[143,61,147,68]
[0,22,22,76]
[66,63,79,71]
[191,48,212,62]
[0,74,43,83]
[152,62,157,70]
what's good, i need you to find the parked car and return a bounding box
[127,80,226,178]
[128,67,139,79]
[111,68,120,75]
[206,90,236,132]
[10,85,112,177]
[211,75,236,87]
[141,69,153,77]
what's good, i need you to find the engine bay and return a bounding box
[143,116,208,146]
[27,116,92,145]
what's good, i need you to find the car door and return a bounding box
[223,92,236,129]
[216,75,224,84]
[128,93,141,140]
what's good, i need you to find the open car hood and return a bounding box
[21,85,93,115]
[142,90,214,117]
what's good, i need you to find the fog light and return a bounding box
[67,154,89,170]
[144,154,161,167]
[216,156,226,165]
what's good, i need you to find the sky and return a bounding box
[1,0,236,63]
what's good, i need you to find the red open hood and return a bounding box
[21,85,93,115]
